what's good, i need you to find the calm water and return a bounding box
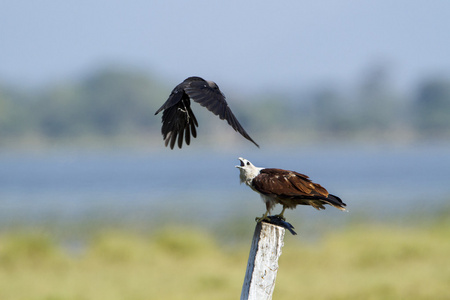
[1,144,449,228]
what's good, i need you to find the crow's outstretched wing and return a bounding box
[155,76,259,149]
[184,78,259,148]
[155,82,198,149]
[159,97,198,149]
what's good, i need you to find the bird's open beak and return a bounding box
[235,157,245,168]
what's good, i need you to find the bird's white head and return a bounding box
[235,157,263,185]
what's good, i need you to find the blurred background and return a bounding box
[1,1,449,299]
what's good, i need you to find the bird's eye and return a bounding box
[246,162,250,165]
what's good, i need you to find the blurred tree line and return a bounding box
[0,67,166,142]
[0,65,449,147]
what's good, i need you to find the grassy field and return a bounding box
[0,221,449,300]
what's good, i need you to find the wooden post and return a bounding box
[240,222,285,300]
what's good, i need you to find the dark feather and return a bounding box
[265,216,297,235]
[155,76,258,149]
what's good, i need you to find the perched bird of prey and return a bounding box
[236,157,346,222]
[155,76,259,149]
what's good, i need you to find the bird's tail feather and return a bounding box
[298,194,346,211]
[326,194,347,211]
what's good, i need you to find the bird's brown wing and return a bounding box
[184,77,259,148]
[253,168,323,197]
[253,168,346,210]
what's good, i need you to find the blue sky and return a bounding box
[1,0,450,93]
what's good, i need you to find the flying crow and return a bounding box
[155,77,259,149]
[236,157,346,222]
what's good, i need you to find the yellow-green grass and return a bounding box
[0,223,449,300]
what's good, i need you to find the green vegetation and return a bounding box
[1,65,450,149]
[0,223,448,300]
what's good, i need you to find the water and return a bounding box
[0,144,449,230]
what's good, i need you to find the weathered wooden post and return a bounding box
[240,221,285,300]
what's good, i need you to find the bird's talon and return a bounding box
[273,214,286,221]
[255,215,270,223]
